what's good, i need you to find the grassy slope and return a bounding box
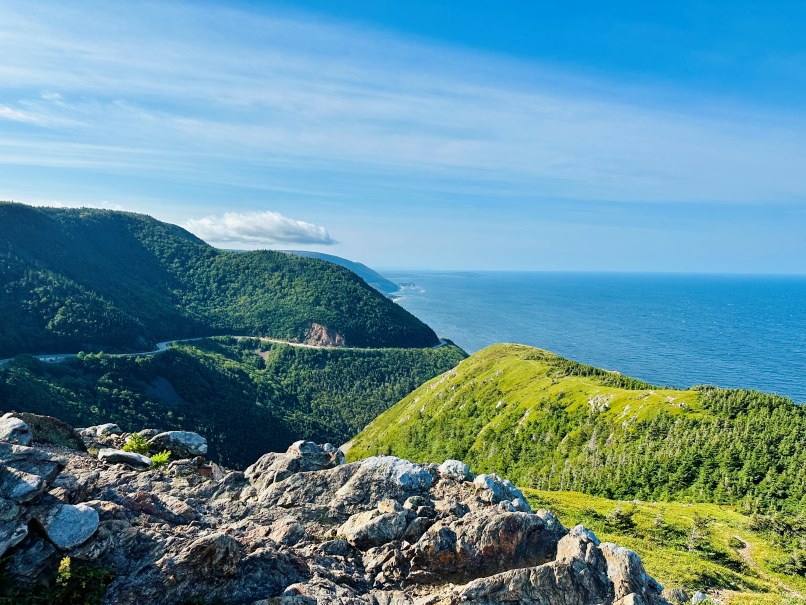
[348,342,701,482]
[0,337,466,467]
[528,489,806,604]
[348,343,806,511]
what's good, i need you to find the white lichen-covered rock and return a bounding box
[147,431,207,458]
[438,459,474,481]
[0,415,33,446]
[98,448,152,469]
[473,473,532,512]
[79,423,122,438]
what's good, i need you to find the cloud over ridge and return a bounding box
[183,211,336,247]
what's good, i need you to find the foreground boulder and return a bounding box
[0,415,668,605]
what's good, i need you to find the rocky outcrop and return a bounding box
[0,413,668,605]
[304,322,346,347]
[8,411,86,451]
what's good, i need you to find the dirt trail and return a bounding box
[730,536,803,600]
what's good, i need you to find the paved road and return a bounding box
[0,336,450,367]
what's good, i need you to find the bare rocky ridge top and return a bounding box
[0,412,668,605]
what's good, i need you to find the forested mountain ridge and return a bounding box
[0,202,438,356]
[281,250,400,295]
[348,343,806,515]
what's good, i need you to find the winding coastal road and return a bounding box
[0,336,450,367]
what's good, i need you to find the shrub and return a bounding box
[0,556,113,605]
[780,550,806,577]
[607,505,637,533]
[150,450,171,468]
[122,433,149,455]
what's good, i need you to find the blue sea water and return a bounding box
[384,271,806,403]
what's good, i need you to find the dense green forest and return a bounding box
[0,203,438,356]
[282,250,400,295]
[0,337,465,467]
[349,344,806,516]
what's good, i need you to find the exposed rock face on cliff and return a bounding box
[304,321,346,347]
[0,413,668,605]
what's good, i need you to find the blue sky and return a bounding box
[1,1,804,272]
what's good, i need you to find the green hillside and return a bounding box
[0,337,465,467]
[0,202,438,356]
[527,490,806,604]
[348,343,806,515]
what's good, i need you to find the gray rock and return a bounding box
[3,536,58,585]
[438,459,473,481]
[601,542,665,603]
[148,430,207,458]
[663,587,689,604]
[0,442,64,482]
[322,442,346,465]
[0,415,32,446]
[270,516,306,546]
[338,509,408,549]
[569,523,601,546]
[98,448,152,469]
[259,455,433,516]
[172,532,243,577]
[403,495,430,510]
[377,498,403,514]
[0,463,46,503]
[410,510,565,583]
[0,521,28,557]
[245,440,343,491]
[473,473,532,512]
[403,516,433,542]
[80,423,122,438]
[8,412,86,451]
[0,497,20,522]
[691,591,708,604]
[36,502,99,549]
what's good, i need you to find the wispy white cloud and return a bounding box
[183,211,336,247]
[0,105,47,125]
[0,1,804,208]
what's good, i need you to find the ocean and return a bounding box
[384,271,806,403]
